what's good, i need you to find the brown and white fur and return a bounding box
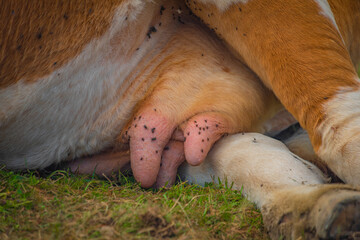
[184,0,360,185]
[0,0,281,186]
[1,0,360,239]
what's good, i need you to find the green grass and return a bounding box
[0,168,267,239]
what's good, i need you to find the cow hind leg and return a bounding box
[186,0,360,186]
[179,133,360,239]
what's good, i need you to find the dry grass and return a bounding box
[0,168,268,240]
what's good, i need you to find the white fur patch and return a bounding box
[314,0,342,37]
[317,81,360,184]
[197,0,248,12]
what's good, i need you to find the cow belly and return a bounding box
[0,0,173,169]
[0,52,135,169]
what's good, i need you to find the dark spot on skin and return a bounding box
[205,120,207,123]
[39,46,42,49]
[125,17,128,20]
[37,33,42,39]
[236,27,238,31]
[253,138,257,143]
[242,132,245,135]
[239,7,242,12]
[140,157,143,161]
[160,5,165,15]
[135,124,137,128]
[260,184,263,187]
[201,54,204,56]
[178,16,185,24]
[216,124,219,128]
[243,33,247,36]
[207,138,209,142]
[57,73,60,76]
[63,14,69,20]
[184,137,186,142]
[208,14,210,17]
[136,48,140,51]
[187,132,190,136]
[88,8,93,14]
[151,137,156,141]
[154,108,157,112]
[150,26,157,32]
[142,138,145,141]
[202,139,204,142]
[201,149,203,153]
[164,146,170,151]
[11,10,15,15]
[53,62,57,66]
[196,124,198,127]
[198,132,201,135]
[151,128,155,133]
[323,97,329,100]
[194,121,197,123]
[16,45,21,51]
[199,127,201,130]
[156,150,158,154]
[147,26,157,39]
[139,116,142,120]
[159,22,162,26]
[160,163,162,167]
[125,131,128,135]
[202,128,205,131]
[144,125,147,129]
[206,126,209,129]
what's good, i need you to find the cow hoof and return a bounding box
[262,185,360,240]
[312,190,360,239]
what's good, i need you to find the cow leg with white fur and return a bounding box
[180,133,360,239]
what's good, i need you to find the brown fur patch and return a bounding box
[186,0,359,151]
[328,0,360,69]
[0,0,123,88]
